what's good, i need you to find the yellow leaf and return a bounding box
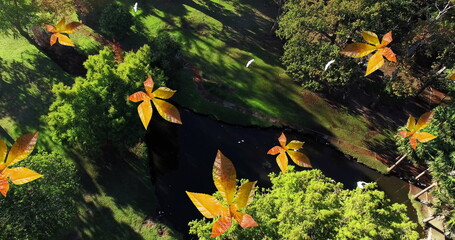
[137,99,153,129]
[450,73,455,80]
[234,181,256,210]
[55,33,75,47]
[287,150,312,168]
[278,132,287,148]
[61,22,83,34]
[340,43,377,58]
[365,50,384,76]
[213,150,237,205]
[5,167,43,185]
[276,152,288,173]
[415,112,434,132]
[398,130,411,138]
[414,132,437,143]
[406,115,416,131]
[410,137,418,149]
[50,34,58,46]
[56,17,66,29]
[0,140,6,163]
[287,140,304,150]
[152,98,182,124]
[46,24,57,33]
[377,31,393,48]
[361,31,380,45]
[5,132,39,166]
[154,87,176,99]
[185,191,225,218]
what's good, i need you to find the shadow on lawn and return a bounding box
[0,53,73,132]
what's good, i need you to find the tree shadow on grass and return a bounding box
[0,52,73,132]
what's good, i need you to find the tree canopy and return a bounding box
[189,167,419,240]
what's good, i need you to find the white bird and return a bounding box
[246,59,254,68]
[356,181,368,189]
[133,2,138,13]
[324,60,335,71]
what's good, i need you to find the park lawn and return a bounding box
[125,0,389,172]
[0,35,178,239]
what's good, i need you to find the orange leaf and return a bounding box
[267,146,283,155]
[414,132,437,143]
[138,99,153,129]
[398,130,411,138]
[50,34,58,46]
[55,33,75,47]
[382,48,397,62]
[278,132,287,148]
[185,191,225,218]
[410,137,418,150]
[46,24,57,33]
[213,150,237,205]
[361,31,380,46]
[340,43,376,58]
[128,91,149,102]
[415,112,434,132]
[233,212,258,229]
[5,167,43,185]
[5,132,38,166]
[0,175,9,197]
[61,22,83,33]
[211,215,232,237]
[0,140,6,163]
[152,99,182,124]
[377,31,393,48]
[406,115,416,131]
[144,76,154,96]
[154,87,176,99]
[234,181,256,210]
[287,140,304,150]
[365,49,384,76]
[276,152,289,173]
[287,150,312,168]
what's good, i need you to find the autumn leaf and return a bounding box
[267,132,311,173]
[129,76,182,129]
[0,133,43,197]
[46,17,83,47]
[341,31,397,76]
[398,112,437,149]
[186,150,258,237]
[449,72,455,80]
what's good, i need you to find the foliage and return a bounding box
[341,31,397,76]
[397,111,437,149]
[189,167,418,239]
[0,132,42,197]
[276,0,414,90]
[149,33,182,72]
[129,75,182,129]
[0,151,80,240]
[0,0,38,38]
[267,132,311,173]
[397,105,455,231]
[46,17,83,47]
[186,151,258,237]
[46,45,165,156]
[99,2,133,39]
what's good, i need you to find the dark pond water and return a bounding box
[146,108,422,239]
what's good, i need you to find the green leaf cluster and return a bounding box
[189,167,418,240]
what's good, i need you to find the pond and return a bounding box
[146,108,422,239]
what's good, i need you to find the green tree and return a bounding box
[0,152,80,240]
[276,0,415,91]
[46,44,167,156]
[397,104,455,232]
[189,168,419,240]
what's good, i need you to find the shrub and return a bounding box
[99,3,133,39]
